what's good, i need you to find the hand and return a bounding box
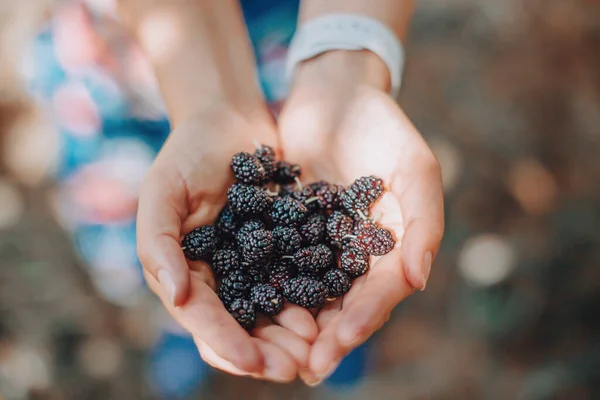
[278,51,445,384]
[136,104,318,382]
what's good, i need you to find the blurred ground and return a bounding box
[1,0,600,399]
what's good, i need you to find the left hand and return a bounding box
[278,51,445,385]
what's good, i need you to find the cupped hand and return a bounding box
[278,51,445,384]
[136,105,318,382]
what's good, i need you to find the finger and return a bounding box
[253,318,310,368]
[271,303,319,344]
[392,161,444,290]
[309,249,412,378]
[145,270,264,373]
[197,337,297,383]
[315,298,343,331]
[336,249,412,347]
[137,171,190,306]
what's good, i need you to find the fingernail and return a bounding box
[158,269,176,305]
[309,360,340,387]
[299,369,319,386]
[420,252,432,291]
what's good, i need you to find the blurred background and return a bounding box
[1,0,599,399]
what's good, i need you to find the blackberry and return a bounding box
[287,186,319,212]
[296,270,320,280]
[326,211,354,248]
[247,266,268,285]
[341,176,384,215]
[221,240,236,250]
[352,226,396,256]
[298,213,326,245]
[230,152,267,184]
[308,180,329,192]
[250,284,284,315]
[216,206,238,241]
[353,219,376,234]
[315,183,345,210]
[270,197,308,226]
[227,183,272,216]
[220,270,251,301]
[294,244,333,275]
[323,269,352,298]
[228,299,256,331]
[282,277,329,309]
[268,259,295,291]
[253,145,276,179]
[273,161,301,184]
[340,248,370,278]
[240,229,273,265]
[211,249,240,277]
[182,226,218,261]
[272,226,302,255]
[236,220,265,243]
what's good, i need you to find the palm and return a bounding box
[137,111,317,381]
[280,87,444,377]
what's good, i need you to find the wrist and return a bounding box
[290,50,390,100]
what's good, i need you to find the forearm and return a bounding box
[117,0,262,125]
[299,0,414,41]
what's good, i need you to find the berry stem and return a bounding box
[252,139,261,149]
[294,176,303,190]
[304,196,320,205]
[266,189,279,196]
[181,246,188,251]
[342,234,358,240]
[281,255,295,260]
[356,209,369,221]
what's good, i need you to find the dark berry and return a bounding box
[323,269,352,298]
[236,220,265,245]
[211,249,240,277]
[216,206,239,241]
[308,180,329,192]
[340,248,370,278]
[228,299,256,331]
[287,186,319,212]
[250,284,284,315]
[240,229,273,265]
[282,277,329,309]
[353,219,376,234]
[298,213,326,245]
[221,240,236,250]
[270,197,308,226]
[273,161,301,184]
[353,226,396,256]
[268,259,295,291]
[220,270,251,300]
[341,176,384,214]
[294,244,333,275]
[326,211,354,248]
[253,145,276,179]
[272,226,302,255]
[315,183,344,210]
[227,183,272,216]
[247,266,268,285]
[182,226,218,261]
[230,152,267,184]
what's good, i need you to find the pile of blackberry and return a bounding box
[181,145,395,331]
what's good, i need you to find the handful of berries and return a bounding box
[181,145,396,331]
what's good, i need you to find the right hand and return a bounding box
[136,104,318,382]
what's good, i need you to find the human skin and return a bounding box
[278,0,444,385]
[118,0,317,382]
